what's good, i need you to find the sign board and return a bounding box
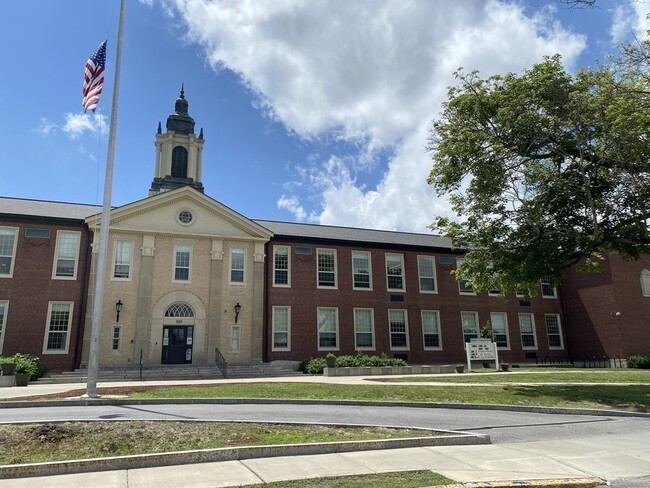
[466,339,499,371]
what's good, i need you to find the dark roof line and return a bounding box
[254,219,455,250]
[0,197,102,221]
[1,196,457,251]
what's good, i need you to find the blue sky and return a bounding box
[1,0,648,232]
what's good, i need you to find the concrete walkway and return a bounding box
[0,440,629,487]
[1,375,648,487]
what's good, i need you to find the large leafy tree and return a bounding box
[427,55,650,295]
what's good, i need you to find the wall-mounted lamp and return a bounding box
[234,302,242,323]
[610,311,621,319]
[116,300,123,322]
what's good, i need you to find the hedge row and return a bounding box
[628,355,650,369]
[299,353,406,375]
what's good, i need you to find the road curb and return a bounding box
[461,478,604,487]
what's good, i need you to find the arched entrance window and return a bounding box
[165,303,194,317]
[171,146,188,178]
[162,302,195,364]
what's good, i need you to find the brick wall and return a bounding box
[562,254,650,360]
[265,239,566,365]
[0,217,91,372]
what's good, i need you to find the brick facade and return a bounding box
[561,254,650,362]
[264,236,567,365]
[2,202,649,372]
[0,214,91,372]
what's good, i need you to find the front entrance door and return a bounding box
[161,326,193,364]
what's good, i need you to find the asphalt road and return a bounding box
[1,403,648,445]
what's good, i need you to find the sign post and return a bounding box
[466,338,499,371]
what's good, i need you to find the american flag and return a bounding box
[82,40,107,113]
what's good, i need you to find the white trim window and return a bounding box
[112,240,133,280]
[519,313,537,349]
[640,269,650,297]
[317,249,337,288]
[490,312,510,349]
[352,251,372,290]
[111,325,122,352]
[173,244,192,282]
[540,277,557,298]
[461,311,479,344]
[231,325,241,352]
[273,246,290,287]
[417,256,437,293]
[52,231,81,279]
[0,227,18,278]
[0,301,7,354]
[230,248,246,284]
[388,309,409,350]
[421,310,442,350]
[386,253,405,292]
[456,258,475,295]
[43,301,73,354]
[317,307,339,350]
[353,308,375,350]
[272,306,291,351]
[545,314,564,349]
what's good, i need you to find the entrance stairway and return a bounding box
[38,363,302,384]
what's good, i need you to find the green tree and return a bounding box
[427,55,650,295]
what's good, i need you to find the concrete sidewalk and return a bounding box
[0,438,630,487]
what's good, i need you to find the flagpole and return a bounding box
[85,0,126,398]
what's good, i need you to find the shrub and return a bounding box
[334,355,361,368]
[628,355,650,369]
[0,355,16,367]
[300,357,327,375]
[300,352,406,375]
[298,358,311,373]
[7,354,46,380]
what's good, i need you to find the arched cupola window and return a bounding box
[171,146,188,178]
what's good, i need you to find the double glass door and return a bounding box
[161,326,193,364]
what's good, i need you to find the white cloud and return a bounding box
[277,195,308,222]
[35,117,58,136]
[611,1,650,44]
[167,0,586,231]
[62,112,108,140]
[632,0,650,37]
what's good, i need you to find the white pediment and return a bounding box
[85,187,272,240]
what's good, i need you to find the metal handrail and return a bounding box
[215,347,227,378]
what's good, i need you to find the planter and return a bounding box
[325,358,336,368]
[501,363,510,372]
[1,363,16,376]
[14,373,30,387]
[455,364,465,374]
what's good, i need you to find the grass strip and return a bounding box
[128,382,650,412]
[0,421,432,465]
[379,369,650,384]
[238,469,455,487]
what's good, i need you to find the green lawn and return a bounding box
[238,470,456,487]
[0,421,432,465]
[128,380,650,412]
[381,368,650,384]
